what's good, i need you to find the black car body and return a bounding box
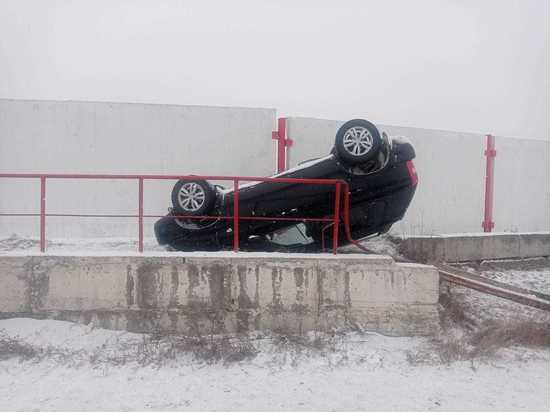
[154,119,418,251]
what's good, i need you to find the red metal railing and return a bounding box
[482,134,496,232]
[0,173,348,253]
[271,118,293,173]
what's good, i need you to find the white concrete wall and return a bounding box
[0,99,277,239]
[286,117,550,235]
[287,117,487,235]
[2,101,548,241]
[492,135,550,232]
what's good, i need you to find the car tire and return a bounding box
[171,179,216,216]
[334,119,382,165]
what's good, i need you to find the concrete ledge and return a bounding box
[400,232,550,263]
[0,253,439,336]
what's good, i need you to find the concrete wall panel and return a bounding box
[286,117,485,236]
[286,117,550,235]
[0,253,440,336]
[492,136,550,232]
[0,99,277,239]
[400,232,550,263]
[3,101,547,241]
[0,257,30,312]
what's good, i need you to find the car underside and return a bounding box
[154,119,418,252]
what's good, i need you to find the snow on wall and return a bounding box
[0,99,277,238]
[286,117,550,235]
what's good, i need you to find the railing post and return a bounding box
[233,178,240,252]
[482,134,496,232]
[343,185,350,230]
[271,118,293,173]
[40,176,46,253]
[332,182,341,254]
[138,177,144,253]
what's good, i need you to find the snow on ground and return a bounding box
[0,234,399,259]
[447,258,550,324]
[405,232,550,238]
[475,258,550,294]
[1,318,549,412]
[0,233,401,256]
[339,234,403,257]
[0,235,166,254]
[1,236,550,410]
[487,268,550,293]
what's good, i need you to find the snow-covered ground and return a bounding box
[1,235,550,410]
[474,258,550,294]
[446,258,550,324]
[1,318,549,411]
[0,235,166,254]
[0,233,402,255]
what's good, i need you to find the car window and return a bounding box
[269,224,313,246]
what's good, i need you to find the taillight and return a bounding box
[406,160,418,186]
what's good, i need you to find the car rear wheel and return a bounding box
[334,119,382,165]
[171,180,216,216]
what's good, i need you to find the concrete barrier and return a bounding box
[399,232,550,263]
[0,253,439,336]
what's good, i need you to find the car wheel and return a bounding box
[334,119,382,165]
[171,180,216,216]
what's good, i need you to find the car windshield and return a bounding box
[268,223,313,246]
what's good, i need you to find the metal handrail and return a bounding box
[0,173,346,253]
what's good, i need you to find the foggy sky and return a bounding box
[1,0,549,139]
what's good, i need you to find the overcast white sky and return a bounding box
[1,0,549,139]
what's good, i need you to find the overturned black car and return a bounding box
[154,119,417,252]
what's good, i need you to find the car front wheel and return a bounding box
[171,179,216,216]
[334,119,382,165]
